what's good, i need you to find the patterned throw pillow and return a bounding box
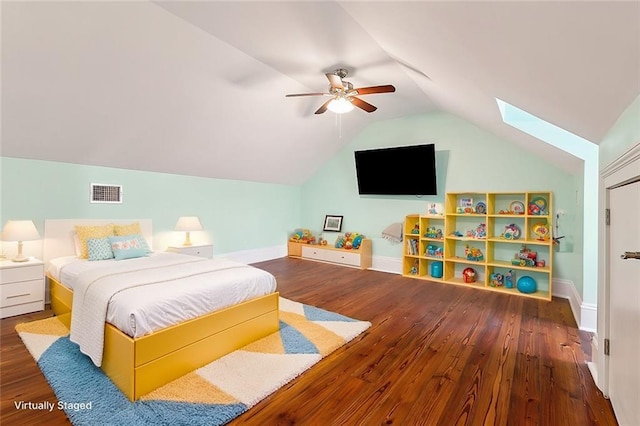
[108,235,148,260]
[75,224,115,259]
[114,223,151,252]
[87,238,114,261]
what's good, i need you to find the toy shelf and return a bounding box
[402,191,553,301]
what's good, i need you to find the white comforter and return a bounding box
[68,253,277,367]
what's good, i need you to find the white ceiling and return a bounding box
[2,1,639,185]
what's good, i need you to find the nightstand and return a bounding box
[0,259,45,318]
[166,244,213,259]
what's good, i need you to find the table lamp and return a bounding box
[174,216,203,246]
[2,220,40,262]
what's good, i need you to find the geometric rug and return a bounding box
[16,297,371,426]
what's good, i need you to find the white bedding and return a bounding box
[50,253,277,367]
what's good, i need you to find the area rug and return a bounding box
[15,297,370,425]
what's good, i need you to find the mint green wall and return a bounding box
[0,157,301,256]
[301,112,582,285]
[600,94,640,166]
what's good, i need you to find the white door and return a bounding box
[608,179,640,426]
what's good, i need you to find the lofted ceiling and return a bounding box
[2,1,639,185]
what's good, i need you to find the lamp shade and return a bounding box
[327,97,354,114]
[2,220,40,242]
[174,216,203,232]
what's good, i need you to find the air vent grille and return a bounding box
[91,183,122,204]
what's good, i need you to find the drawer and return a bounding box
[0,264,44,284]
[324,250,361,267]
[301,246,325,261]
[0,279,44,308]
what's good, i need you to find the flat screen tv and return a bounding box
[354,144,437,195]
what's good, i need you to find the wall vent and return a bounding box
[91,183,123,204]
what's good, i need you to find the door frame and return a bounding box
[598,141,640,395]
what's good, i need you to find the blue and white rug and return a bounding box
[16,297,370,425]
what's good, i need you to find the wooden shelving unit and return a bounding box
[402,191,553,301]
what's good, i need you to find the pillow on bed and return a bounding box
[87,238,114,261]
[114,222,151,251]
[108,235,148,260]
[75,224,115,259]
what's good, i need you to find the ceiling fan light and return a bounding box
[327,97,354,114]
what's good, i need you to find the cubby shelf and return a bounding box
[402,191,553,301]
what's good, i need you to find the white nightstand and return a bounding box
[166,244,213,259]
[0,259,45,319]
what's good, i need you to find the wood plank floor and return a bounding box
[0,257,618,425]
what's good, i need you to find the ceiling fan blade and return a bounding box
[353,85,396,95]
[351,97,377,113]
[325,73,344,90]
[314,99,333,114]
[285,92,327,97]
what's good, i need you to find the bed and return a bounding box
[44,219,280,401]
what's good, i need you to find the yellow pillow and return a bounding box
[114,222,142,236]
[75,224,114,259]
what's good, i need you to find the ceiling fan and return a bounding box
[286,68,395,114]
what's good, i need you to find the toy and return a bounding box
[490,273,504,287]
[352,234,363,249]
[462,267,477,283]
[512,245,538,267]
[528,197,547,215]
[510,201,525,215]
[335,236,345,249]
[427,203,443,216]
[475,202,487,214]
[502,223,521,240]
[320,239,328,246]
[532,223,550,240]
[505,270,514,288]
[344,240,353,250]
[465,245,484,261]
[426,244,443,258]
[431,261,443,278]
[475,223,487,239]
[411,224,420,234]
[517,276,537,294]
[289,228,316,243]
[450,231,464,237]
[410,259,419,275]
[424,227,443,239]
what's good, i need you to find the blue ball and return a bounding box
[517,276,537,294]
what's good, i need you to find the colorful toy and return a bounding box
[490,273,504,287]
[431,261,443,278]
[510,201,525,215]
[424,227,443,239]
[335,236,345,249]
[475,223,487,239]
[528,197,547,215]
[462,267,477,283]
[344,240,353,250]
[532,223,550,240]
[512,245,538,267]
[505,270,514,288]
[410,259,419,275]
[320,239,328,246]
[502,223,521,240]
[426,244,443,258]
[289,228,316,243]
[352,234,363,249]
[411,224,420,234]
[517,276,537,294]
[450,231,463,237]
[465,245,484,261]
[475,202,487,214]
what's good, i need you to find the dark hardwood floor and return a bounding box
[1,257,617,425]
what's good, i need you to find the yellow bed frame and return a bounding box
[49,274,279,401]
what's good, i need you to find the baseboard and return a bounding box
[370,256,402,274]
[552,278,597,332]
[220,245,287,265]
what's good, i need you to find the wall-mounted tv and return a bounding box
[354,144,437,195]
